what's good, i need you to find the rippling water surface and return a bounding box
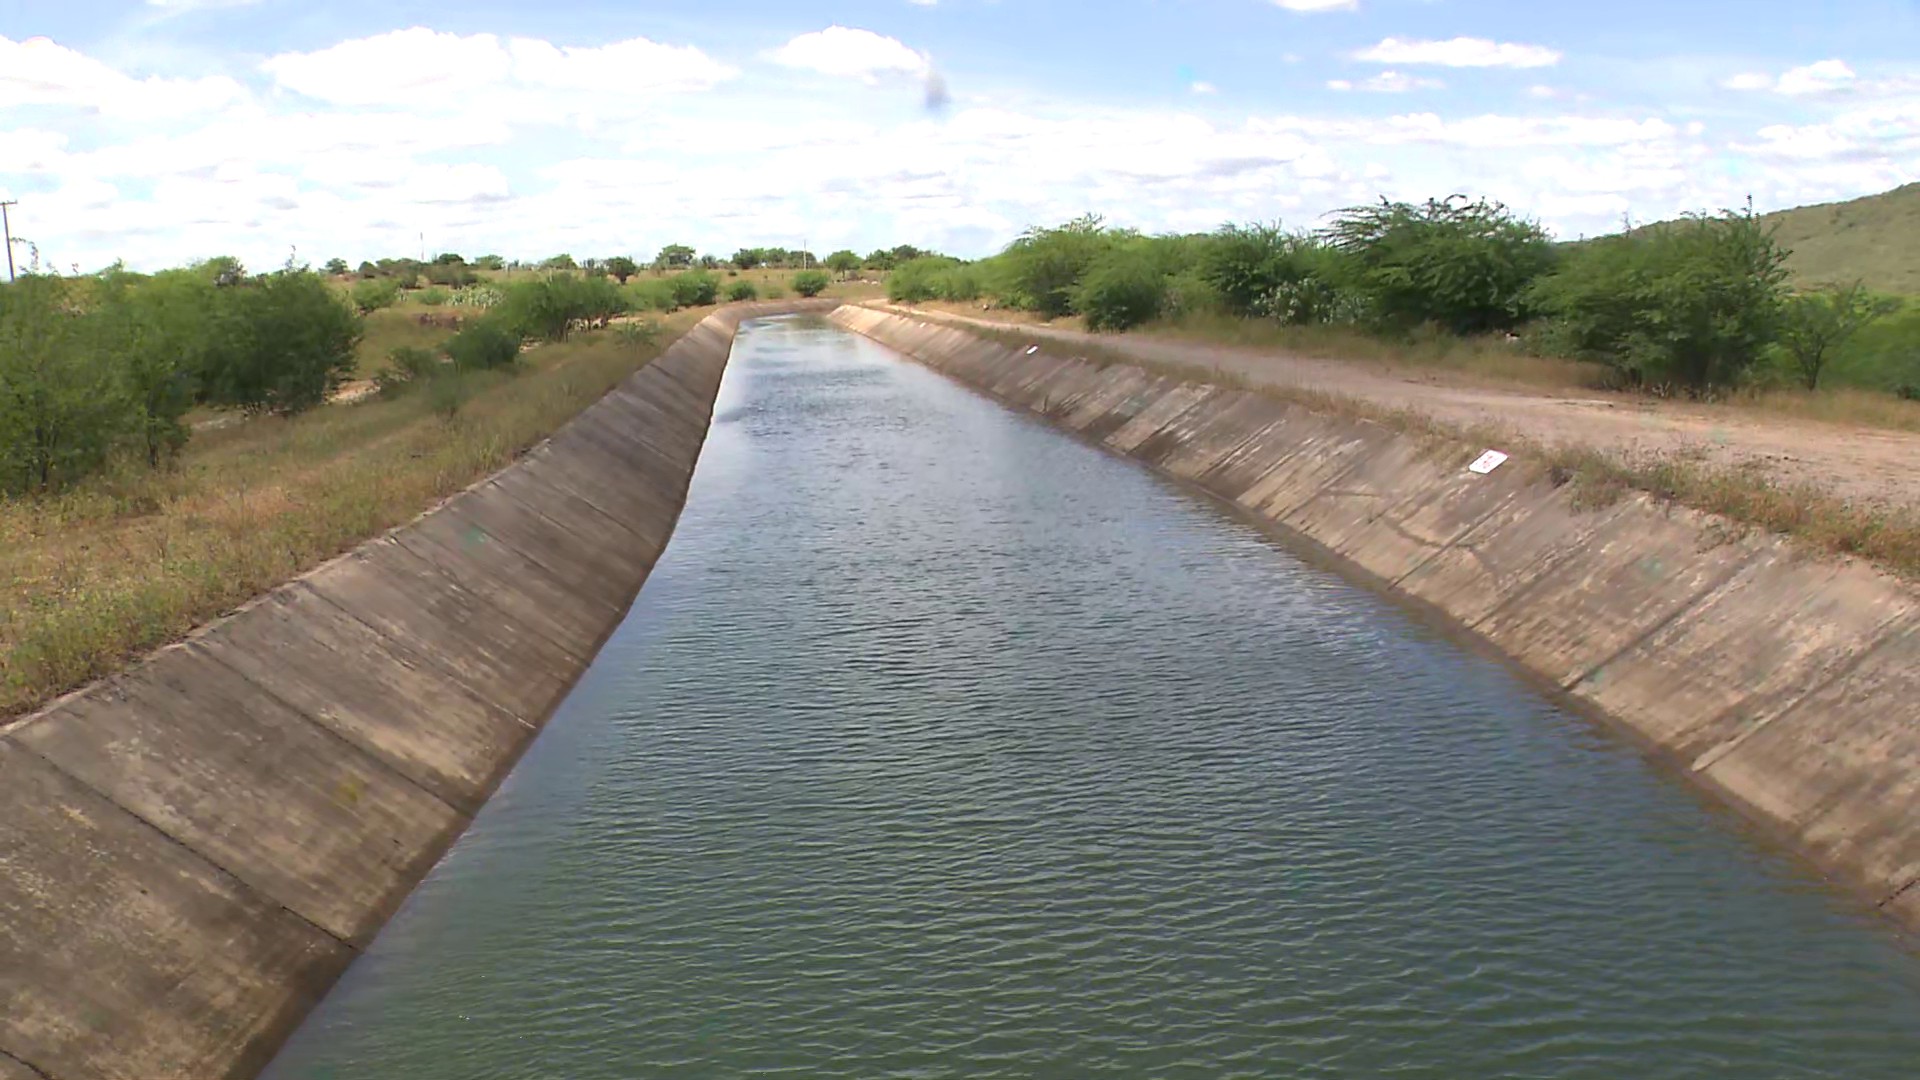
[269,317,1920,1079]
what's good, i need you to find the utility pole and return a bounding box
[1,200,16,283]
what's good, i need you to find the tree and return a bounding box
[656,244,695,271]
[540,254,577,271]
[999,214,1120,318]
[825,250,861,277]
[605,256,639,283]
[323,258,349,276]
[791,269,831,297]
[1533,207,1790,390]
[446,317,522,371]
[0,275,130,492]
[94,269,216,467]
[1325,196,1555,335]
[1075,253,1166,331]
[351,276,402,313]
[669,270,719,308]
[732,248,763,271]
[432,252,466,265]
[201,270,362,415]
[1779,283,1900,390]
[864,248,896,271]
[472,254,505,271]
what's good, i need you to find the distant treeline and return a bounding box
[885,201,1919,398]
[0,255,838,496]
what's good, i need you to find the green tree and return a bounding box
[1778,282,1901,390]
[825,250,861,277]
[445,317,522,371]
[791,269,831,297]
[201,270,362,415]
[0,275,131,492]
[1074,253,1167,331]
[94,269,216,467]
[733,248,764,271]
[472,254,506,271]
[605,256,639,284]
[540,253,577,271]
[351,276,402,314]
[999,214,1121,318]
[669,270,720,308]
[1533,207,1790,390]
[323,258,349,276]
[656,244,696,271]
[887,256,964,303]
[1326,197,1555,335]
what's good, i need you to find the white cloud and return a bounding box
[261,27,736,109]
[1327,71,1444,93]
[768,26,930,82]
[145,0,261,8]
[0,35,246,118]
[1776,59,1857,96]
[1354,37,1561,69]
[1721,72,1774,91]
[1258,111,1675,147]
[1191,81,1218,94]
[1272,0,1358,11]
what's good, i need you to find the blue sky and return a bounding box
[2,0,1917,270]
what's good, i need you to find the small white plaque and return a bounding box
[1025,345,1040,355]
[1468,449,1508,475]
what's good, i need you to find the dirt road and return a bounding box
[886,305,1920,509]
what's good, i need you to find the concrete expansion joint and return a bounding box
[0,1048,53,1080]
[1687,624,1907,774]
[190,642,472,821]
[1881,875,1920,908]
[1562,554,1760,692]
[4,736,359,955]
[293,583,539,734]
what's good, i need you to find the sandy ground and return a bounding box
[890,305,1920,510]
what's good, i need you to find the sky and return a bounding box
[1,0,1917,272]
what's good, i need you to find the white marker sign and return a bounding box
[1025,345,1040,355]
[1468,449,1509,475]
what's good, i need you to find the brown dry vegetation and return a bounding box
[0,308,706,719]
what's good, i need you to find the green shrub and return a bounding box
[1776,284,1902,389]
[725,279,759,302]
[997,214,1122,317]
[1533,208,1788,389]
[887,256,960,302]
[624,277,675,312]
[762,281,787,300]
[1327,196,1555,334]
[445,317,522,371]
[791,269,831,297]
[0,275,131,492]
[423,262,476,287]
[1075,255,1167,331]
[669,270,720,308]
[201,269,362,416]
[351,276,402,314]
[418,287,449,307]
[375,345,441,396]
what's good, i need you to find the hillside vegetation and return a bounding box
[1760,182,1920,295]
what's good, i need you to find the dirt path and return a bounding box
[888,305,1920,509]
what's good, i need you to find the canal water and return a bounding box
[268,317,1920,1078]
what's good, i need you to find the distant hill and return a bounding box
[1758,182,1920,295]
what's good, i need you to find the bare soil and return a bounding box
[894,305,1920,509]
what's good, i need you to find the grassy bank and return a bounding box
[0,308,706,720]
[953,321,1920,579]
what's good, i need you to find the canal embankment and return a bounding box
[0,300,828,1080]
[830,303,1920,934]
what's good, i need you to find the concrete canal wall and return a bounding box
[831,303,1920,935]
[0,300,825,1080]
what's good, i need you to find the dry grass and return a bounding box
[0,308,710,719]
[956,322,1920,579]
